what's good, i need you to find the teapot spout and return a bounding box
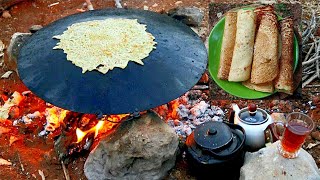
[231,103,241,113]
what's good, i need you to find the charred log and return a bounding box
[53,114,98,164]
[54,130,94,164]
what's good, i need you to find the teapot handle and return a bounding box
[265,122,285,143]
[231,103,241,113]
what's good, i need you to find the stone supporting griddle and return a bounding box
[84,111,179,180]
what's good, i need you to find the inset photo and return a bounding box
[208,3,302,100]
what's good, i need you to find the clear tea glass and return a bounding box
[272,112,314,158]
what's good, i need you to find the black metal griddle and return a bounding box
[18,8,207,115]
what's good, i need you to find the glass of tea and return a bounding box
[272,112,314,158]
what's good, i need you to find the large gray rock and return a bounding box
[240,141,320,180]
[84,111,179,180]
[168,7,204,26]
[7,32,31,64]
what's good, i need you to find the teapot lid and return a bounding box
[194,121,233,150]
[238,104,268,125]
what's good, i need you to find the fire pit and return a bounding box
[14,7,208,179]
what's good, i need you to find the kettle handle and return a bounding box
[231,103,241,114]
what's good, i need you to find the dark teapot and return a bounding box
[185,121,246,179]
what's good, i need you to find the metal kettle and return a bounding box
[232,103,273,151]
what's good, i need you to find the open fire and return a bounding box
[0,88,224,165]
[0,91,130,162]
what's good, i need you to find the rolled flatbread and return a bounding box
[274,17,294,94]
[254,5,274,27]
[228,9,256,82]
[242,80,274,93]
[217,11,237,80]
[251,13,279,84]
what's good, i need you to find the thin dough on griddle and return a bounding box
[53,18,157,74]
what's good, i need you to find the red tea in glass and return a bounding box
[281,121,309,153]
[273,113,314,158]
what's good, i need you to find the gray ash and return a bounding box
[155,90,224,139]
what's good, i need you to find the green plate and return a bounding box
[208,17,299,99]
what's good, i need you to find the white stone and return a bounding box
[240,141,320,180]
[175,1,183,5]
[1,71,13,78]
[2,10,11,18]
[0,158,12,166]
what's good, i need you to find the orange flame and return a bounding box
[76,128,87,143]
[75,114,128,143]
[168,99,180,120]
[76,121,105,143]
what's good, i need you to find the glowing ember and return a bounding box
[44,106,69,132]
[107,114,128,122]
[168,99,180,120]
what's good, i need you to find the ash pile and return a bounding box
[154,90,225,139]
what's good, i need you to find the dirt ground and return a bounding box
[0,0,320,179]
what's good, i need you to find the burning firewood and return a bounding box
[54,128,95,164]
[38,106,70,136]
[53,113,125,164]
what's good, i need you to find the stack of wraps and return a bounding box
[217,6,295,95]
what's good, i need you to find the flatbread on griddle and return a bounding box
[53,18,157,74]
[228,9,256,82]
[217,11,237,80]
[274,17,294,94]
[251,12,279,84]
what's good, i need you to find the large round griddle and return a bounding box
[18,8,207,115]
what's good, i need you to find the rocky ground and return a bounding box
[0,0,319,179]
